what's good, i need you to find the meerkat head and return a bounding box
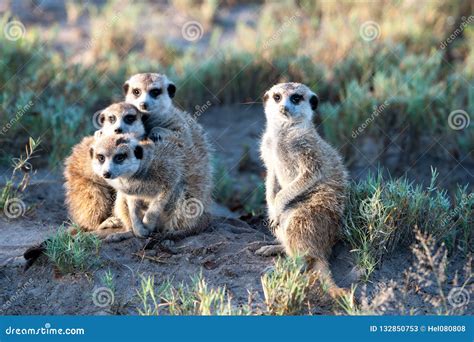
[94,102,146,138]
[90,134,144,180]
[263,82,319,125]
[123,73,176,115]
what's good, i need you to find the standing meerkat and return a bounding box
[64,103,147,231]
[257,82,348,298]
[90,133,207,238]
[123,72,213,224]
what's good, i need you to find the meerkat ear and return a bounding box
[122,81,130,95]
[167,83,176,98]
[263,92,269,103]
[309,94,319,111]
[89,147,94,159]
[134,145,143,159]
[99,113,105,126]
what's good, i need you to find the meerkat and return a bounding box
[123,72,213,227]
[90,133,207,239]
[257,82,349,299]
[64,102,148,231]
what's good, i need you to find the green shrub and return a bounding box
[45,225,101,274]
[343,169,473,280]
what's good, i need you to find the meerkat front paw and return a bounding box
[131,222,152,238]
[98,216,123,230]
[255,244,286,257]
[142,214,163,233]
[148,127,173,143]
[267,209,280,228]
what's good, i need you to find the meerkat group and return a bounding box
[39,75,349,298]
[64,73,212,240]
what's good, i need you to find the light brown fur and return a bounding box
[63,135,115,231]
[258,82,349,299]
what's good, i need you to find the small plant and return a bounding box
[137,273,245,315]
[1,137,41,215]
[343,168,472,280]
[101,269,116,293]
[44,224,101,274]
[261,256,314,315]
[404,230,473,315]
[336,285,360,315]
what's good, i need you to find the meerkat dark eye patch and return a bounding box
[97,154,105,163]
[123,114,136,124]
[273,93,281,102]
[132,88,141,97]
[149,88,162,98]
[290,94,303,105]
[134,145,143,159]
[309,94,319,111]
[114,153,127,163]
[115,137,130,146]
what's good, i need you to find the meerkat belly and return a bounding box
[273,142,299,186]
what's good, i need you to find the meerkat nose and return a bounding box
[139,102,148,110]
[114,128,122,133]
[103,171,111,179]
[280,105,290,115]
